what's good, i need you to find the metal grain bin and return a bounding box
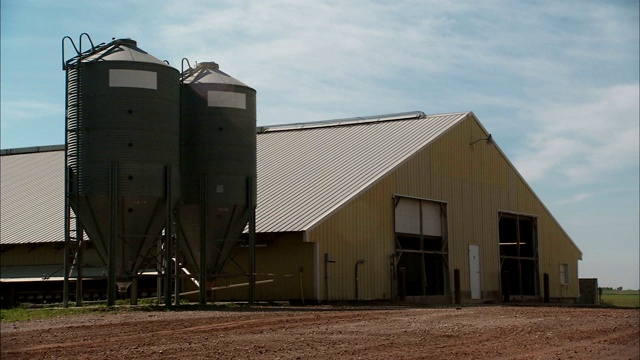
[178,62,256,286]
[65,39,180,281]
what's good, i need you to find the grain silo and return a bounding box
[178,61,256,300]
[63,37,180,305]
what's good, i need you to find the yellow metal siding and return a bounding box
[217,233,316,301]
[309,114,581,301]
[419,116,580,300]
[0,244,63,266]
[309,175,396,301]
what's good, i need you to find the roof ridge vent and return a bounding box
[258,111,426,133]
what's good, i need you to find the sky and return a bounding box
[1,0,638,289]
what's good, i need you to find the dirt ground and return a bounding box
[1,305,638,359]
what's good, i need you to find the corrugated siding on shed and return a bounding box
[1,149,66,244]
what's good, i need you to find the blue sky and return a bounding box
[1,0,638,289]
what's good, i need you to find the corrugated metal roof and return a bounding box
[255,112,469,233]
[0,112,468,244]
[1,148,66,244]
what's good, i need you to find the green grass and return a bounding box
[600,289,640,308]
[1,304,121,322]
[0,298,165,322]
[3,291,637,323]
[0,299,254,323]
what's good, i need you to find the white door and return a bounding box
[469,245,481,299]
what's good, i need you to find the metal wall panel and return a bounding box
[309,175,396,301]
[307,114,581,301]
[1,244,104,272]
[1,149,66,245]
[216,232,314,301]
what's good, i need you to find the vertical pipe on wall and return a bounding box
[324,253,335,303]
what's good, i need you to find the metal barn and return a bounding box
[215,111,582,303]
[0,111,582,305]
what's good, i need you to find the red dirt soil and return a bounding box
[2,305,638,359]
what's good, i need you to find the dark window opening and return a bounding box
[396,252,448,296]
[423,236,444,252]
[499,213,539,297]
[499,217,518,257]
[518,218,536,257]
[397,234,421,251]
[398,252,422,296]
[424,253,448,295]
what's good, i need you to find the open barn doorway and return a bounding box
[394,196,449,300]
[498,212,539,301]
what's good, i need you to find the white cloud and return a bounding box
[515,84,640,184]
[146,1,473,123]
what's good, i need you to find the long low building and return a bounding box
[0,111,582,305]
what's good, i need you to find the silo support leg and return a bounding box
[174,253,181,306]
[172,204,182,306]
[156,241,162,304]
[63,166,73,308]
[199,174,207,305]
[164,166,173,307]
[107,162,118,307]
[248,176,256,305]
[75,229,84,307]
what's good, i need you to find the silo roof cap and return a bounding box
[199,62,219,70]
[80,38,171,66]
[115,38,137,47]
[182,61,252,88]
